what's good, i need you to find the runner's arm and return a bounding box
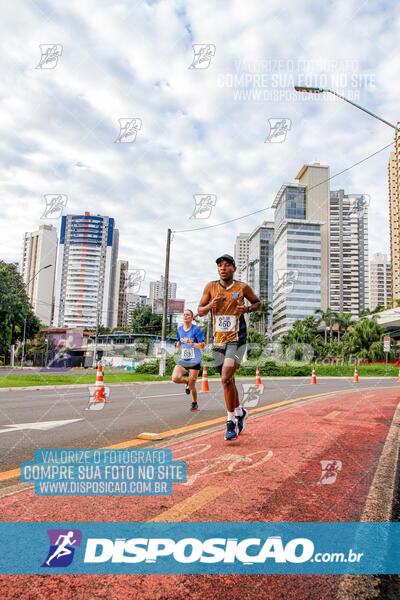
[243,285,261,313]
[197,283,212,317]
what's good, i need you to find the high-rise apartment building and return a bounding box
[369,252,391,310]
[149,276,177,307]
[53,212,119,329]
[234,233,249,280]
[20,224,57,325]
[388,124,400,298]
[111,260,128,329]
[329,190,369,316]
[272,164,330,339]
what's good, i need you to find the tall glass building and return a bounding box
[241,222,274,331]
[272,164,330,339]
[53,212,119,329]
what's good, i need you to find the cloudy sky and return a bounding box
[1,0,398,314]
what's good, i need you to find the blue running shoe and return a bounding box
[190,401,199,411]
[236,408,247,435]
[224,420,238,441]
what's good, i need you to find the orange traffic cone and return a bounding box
[311,365,317,384]
[354,365,359,383]
[93,362,109,402]
[199,365,210,393]
[254,365,262,388]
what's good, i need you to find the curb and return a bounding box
[0,376,397,393]
[337,400,400,599]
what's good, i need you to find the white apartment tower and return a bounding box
[369,252,391,310]
[53,212,119,329]
[149,276,177,305]
[329,190,369,316]
[20,224,57,325]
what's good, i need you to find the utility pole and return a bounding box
[20,317,27,367]
[93,309,100,368]
[159,228,172,376]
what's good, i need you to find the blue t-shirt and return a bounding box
[177,324,205,364]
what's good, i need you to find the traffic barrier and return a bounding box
[93,362,109,403]
[311,365,317,384]
[254,365,262,388]
[199,365,210,393]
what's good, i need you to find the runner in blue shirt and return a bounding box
[172,309,205,411]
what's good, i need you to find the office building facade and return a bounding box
[234,233,250,280]
[272,164,330,339]
[244,222,274,330]
[53,212,119,329]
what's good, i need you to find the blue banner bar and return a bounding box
[0,522,399,574]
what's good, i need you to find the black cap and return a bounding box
[216,254,235,267]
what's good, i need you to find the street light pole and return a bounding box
[159,228,172,376]
[294,86,400,132]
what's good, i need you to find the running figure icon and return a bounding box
[45,531,77,566]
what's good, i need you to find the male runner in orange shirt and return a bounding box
[198,254,261,440]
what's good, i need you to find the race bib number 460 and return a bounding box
[215,315,236,332]
[181,347,195,360]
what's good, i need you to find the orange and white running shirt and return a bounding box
[209,280,248,346]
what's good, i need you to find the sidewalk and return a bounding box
[0,386,399,599]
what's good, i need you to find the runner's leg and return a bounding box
[171,365,188,385]
[221,358,238,414]
[188,369,199,403]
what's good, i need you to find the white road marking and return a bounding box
[0,418,83,433]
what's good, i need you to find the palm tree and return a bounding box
[314,308,339,344]
[337,312,353,342]
[250,301,271,334]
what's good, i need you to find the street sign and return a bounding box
[383,337,391,353]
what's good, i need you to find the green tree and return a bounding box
[128,307,162,335]
[0,261,41,360]
[342,317,387,361]
[278,316,325,361]
[250,301,272,334]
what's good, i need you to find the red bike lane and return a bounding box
[0,385,398,599]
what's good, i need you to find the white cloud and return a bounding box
[0,0,398,311]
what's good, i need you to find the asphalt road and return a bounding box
[0,377,397,476]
